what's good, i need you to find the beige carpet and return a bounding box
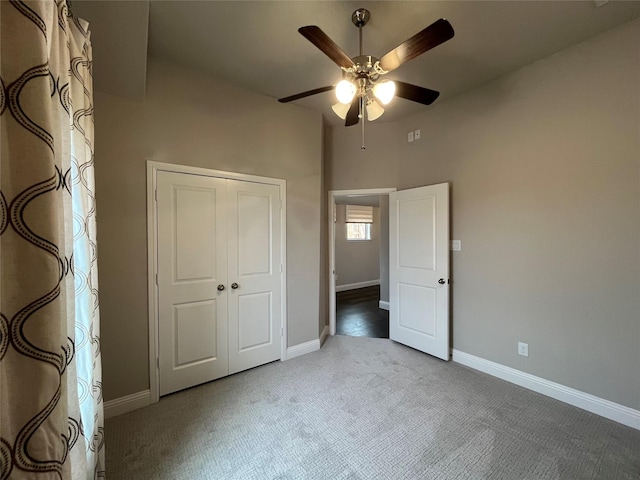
[106,336,640,479]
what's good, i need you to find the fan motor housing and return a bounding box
[349,55,381,81]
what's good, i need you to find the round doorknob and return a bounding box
[231,283,239,289]
[438,278,446,285]
[217,284,225,291]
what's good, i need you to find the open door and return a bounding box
[389,183,449,360]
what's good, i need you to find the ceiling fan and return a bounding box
[278,8,455,128]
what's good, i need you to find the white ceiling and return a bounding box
[73,0,640,125]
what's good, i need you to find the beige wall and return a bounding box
[318,123,328,338]
[335,205,381,288]
[95,58,323,401]
[325,20,640,410]
[325,123,401,191]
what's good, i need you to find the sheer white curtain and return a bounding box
[0,1,105,478]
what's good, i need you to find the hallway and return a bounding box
[336,286,389,338]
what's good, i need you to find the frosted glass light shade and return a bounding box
[336,80,356,104]
[332,102,350,120]
[373,80,396,105]
[366,100,384,121]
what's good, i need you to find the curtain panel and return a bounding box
[0,1,104,478]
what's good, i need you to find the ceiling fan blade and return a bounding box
[345,97,360,126]
[395,81,440,105]
[278,86,334,103]
[379,19,454,73]
[299,26,355,69]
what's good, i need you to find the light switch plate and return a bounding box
[450,240,461,251]
[414,129,421,140]
[408,131,414,143]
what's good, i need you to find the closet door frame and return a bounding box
[146,160,287,404]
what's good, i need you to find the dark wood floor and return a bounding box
[336,285,389,338]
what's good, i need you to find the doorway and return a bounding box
[328,188,396,337]
[328,184,451,361]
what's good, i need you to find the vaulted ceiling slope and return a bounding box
[73,0,640,124]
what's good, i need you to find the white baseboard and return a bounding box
[335,279,380,292]
[104,390,151,419]
[286,339,320,360]
[319,325,329,346]
[106,339,328,418]
[378,300,389,311]
[452,350,640,431]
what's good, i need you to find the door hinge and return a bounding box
[155,188,157,202]
[280,327,283,337]
[280,264,283,273]
[155,273,158,285]
[157,357,159,369]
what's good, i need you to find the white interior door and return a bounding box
[157,171,229,395]
[389,183,450,360]
[227,180,282,374]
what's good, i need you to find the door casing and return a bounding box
[147,160,287,403]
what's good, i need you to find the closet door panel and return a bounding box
[157,171,229,395]
[227,180,282,374]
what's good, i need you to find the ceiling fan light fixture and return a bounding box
[332,102,350,120]
[279,11,453,141]
[366,99,384,121]
[373,80,396,105]
[336,80,356,104]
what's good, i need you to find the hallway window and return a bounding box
[347,223,372,240]
[345,205,374,241]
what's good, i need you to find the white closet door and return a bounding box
[157,171,229,395]
[227,180,282,374]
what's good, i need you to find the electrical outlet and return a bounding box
[450,240,461,251]
[408,131,414,143]
[518,342,529,357]
[414,129,421,140]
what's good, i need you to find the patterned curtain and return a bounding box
[0,1,105,478]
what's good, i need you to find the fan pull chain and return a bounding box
[361,98,366,150]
